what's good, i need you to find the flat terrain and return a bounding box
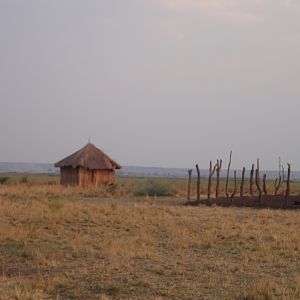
[0,176,299,299]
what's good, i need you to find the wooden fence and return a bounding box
[186,153,299,209]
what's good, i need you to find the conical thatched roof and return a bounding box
[55,143,121,170]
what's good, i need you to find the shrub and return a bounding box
[19,176,29,184]
[0,177,9,184]
[134,180,173,197]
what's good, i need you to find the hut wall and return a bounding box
[60,167,79,186]
[79,167,115,187]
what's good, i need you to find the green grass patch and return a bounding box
[133,179,174,197]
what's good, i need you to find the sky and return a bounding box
[0,0,300,170]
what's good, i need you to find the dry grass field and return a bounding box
[0,176,299,299]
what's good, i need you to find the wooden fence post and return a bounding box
[250,164,254,196]
[275,176,282,196]
[196,164,200,201]
[187,169,192,202]
[240,167,245,197]
[263,174,268,195]
[216,159,222,198]
[285,163,291,207]
[231,171,237,203]
[225,151,232,198]
[255,159,262,203]
[208,161,217,203]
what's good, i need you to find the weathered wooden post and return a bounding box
[187,169,192,202]
[275,176,282,196]
[255,159,262,203]
[231,171,237,203]
[196,164,200,201]
[285,163,291,207]
[225,151,232,198]
[216,159,222,198]
[240,167,245,197]
[263,174,268,195]
[250,164,255,196]
[208,162,212,202]
[208,161,217,204]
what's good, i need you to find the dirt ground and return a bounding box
[86,197,186,207]
[187,195,300,209]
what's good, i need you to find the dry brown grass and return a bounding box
[0,184,299,299]
[1,176,300,201]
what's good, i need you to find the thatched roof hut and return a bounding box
[55,143,121,187]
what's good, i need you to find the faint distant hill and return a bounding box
[117,166,191,178]
[118,166,300,180]
[0,162,58,174]
[0,163,190,177]
[1,162,300,179]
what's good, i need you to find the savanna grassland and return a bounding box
[0,175,299,299]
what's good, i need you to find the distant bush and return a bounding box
[0,177,9,184]
[19,176,29,184]
[134,180,173,197]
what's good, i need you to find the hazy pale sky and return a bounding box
[0,0,299,169]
